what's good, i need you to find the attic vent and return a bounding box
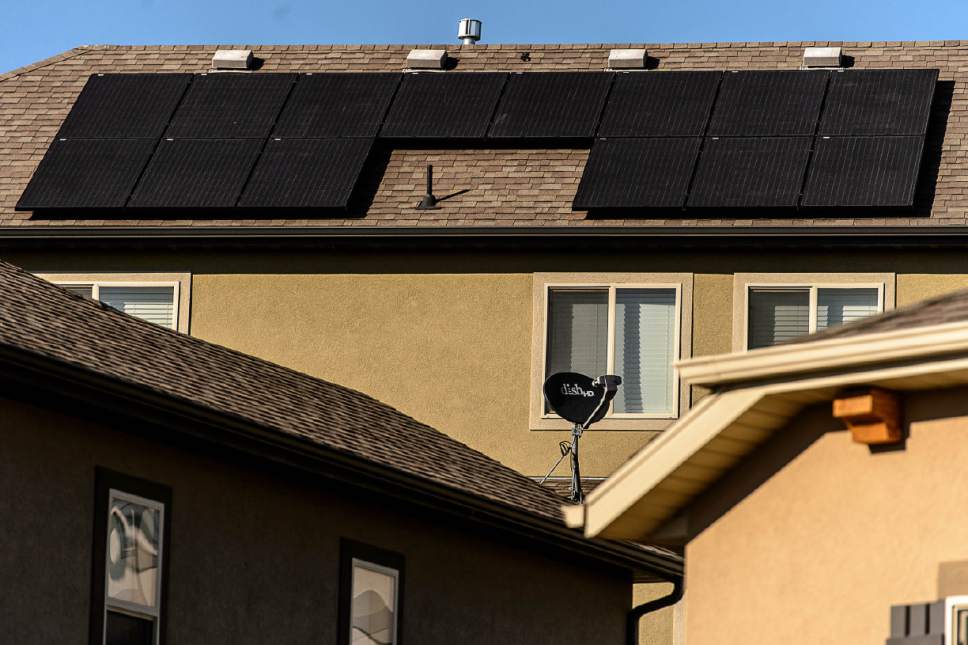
[608,49,648,70]
[458,18,482,45]
[406,49,448,70]
[211,49,253,71]
[802,46,843,68]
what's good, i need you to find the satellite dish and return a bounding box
[543,372,619,427]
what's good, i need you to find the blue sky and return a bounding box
[2,0,962,73]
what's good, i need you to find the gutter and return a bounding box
[627,578,684,645]
[9,225,968,249]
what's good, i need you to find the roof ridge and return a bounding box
[0,46,93,83]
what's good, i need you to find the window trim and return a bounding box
[34,272,192,333]
[732,273,896,352]
[531,272,693,432]
[90,468,172,645]
[338,539,405,645]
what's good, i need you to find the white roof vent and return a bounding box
[608,49,648,70]
[803,46,843,68]
[458,18,482,45]
[406,49,448,70]
[211,49,253,70]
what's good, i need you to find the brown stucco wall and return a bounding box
[682,387,968,644]
[0,395,631,645]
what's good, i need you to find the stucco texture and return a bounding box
[0,396,631,645]
[683,388,968,644]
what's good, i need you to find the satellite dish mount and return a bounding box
[540,372,622,503]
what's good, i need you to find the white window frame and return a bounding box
[732,273,896,352]
[104,489,166,645]
[34,272,191,333]
[531,273,693,432]
[350,558,400,645]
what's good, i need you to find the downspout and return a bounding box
[627,577,684,645]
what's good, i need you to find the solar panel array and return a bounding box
[18,68,939,214]
[576,68,938,211]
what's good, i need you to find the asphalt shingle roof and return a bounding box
[0,41,962,229]
[0,258,567,520]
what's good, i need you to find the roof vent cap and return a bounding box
[406,49,448,70]
[803,46,842,68]
[211,49,253,70]
[608,48,648,70]
[458,18,482,45]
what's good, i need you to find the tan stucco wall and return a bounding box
[683,388,968,645]
[8,248,968,478]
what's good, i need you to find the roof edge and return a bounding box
[678,319,968,387]
[0,46,92,82]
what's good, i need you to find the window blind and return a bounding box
[748,288,810,349]
[546,289,609,381]
[62,284,94,299]
[816,288,880,331]
[99,286,176,329]
[613,288,677,414]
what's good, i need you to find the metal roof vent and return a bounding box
[608,48,648,70]
[803,46,843,68]
[211,49,253,70]
[458,18,482,45]
[406,49,448,70]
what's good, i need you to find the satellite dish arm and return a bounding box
[581,375,622,430]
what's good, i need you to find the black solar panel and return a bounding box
[129,139,263,208]
[707,71,829,137]
[687,137,812,208]
[17,139,157,210]
[802,136,925,207]
[380,73,506,138]
[165,74,295,139]
[490,72,613,139]
[239,138,373,209]
[819,69,938,136]
[573,138,701,210]
[598,71,722,137]
[57,74,191,139]
[273,73,400,138]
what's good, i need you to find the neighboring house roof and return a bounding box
[573,288,968,542]
[0,259,680,578]
[0,41,964,234]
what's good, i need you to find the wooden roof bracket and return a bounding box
[833,387,902,445]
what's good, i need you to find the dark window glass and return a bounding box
[105,611,153,645]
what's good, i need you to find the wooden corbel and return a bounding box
[832,388,902,445]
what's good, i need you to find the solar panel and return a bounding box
[129,139,263,208]
[819,69,938,136]
[57,74,191,139]
[380,73,506,138]
[273,73,400,138]
[598,71,722,137]
[238,138,373,209]
[687,137,812,208]
[707,71,829,136]
[165,74,295,139]
[802,136,925,207]
[573,138,701,210]
[490,72,613,139]
[16,139,156,210]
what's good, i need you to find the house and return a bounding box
[2,39,967,641]
[0,259,681,644]
[574,288,968,643]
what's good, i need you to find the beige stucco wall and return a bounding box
[683,388,968,644]
[8,248,968,477]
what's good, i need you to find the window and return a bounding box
[339,540,404,645]
[91,470,171,645]
[546,286,678,416]
[35,273,191,332]
[746,285,883,349]
[530,273,693,432]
